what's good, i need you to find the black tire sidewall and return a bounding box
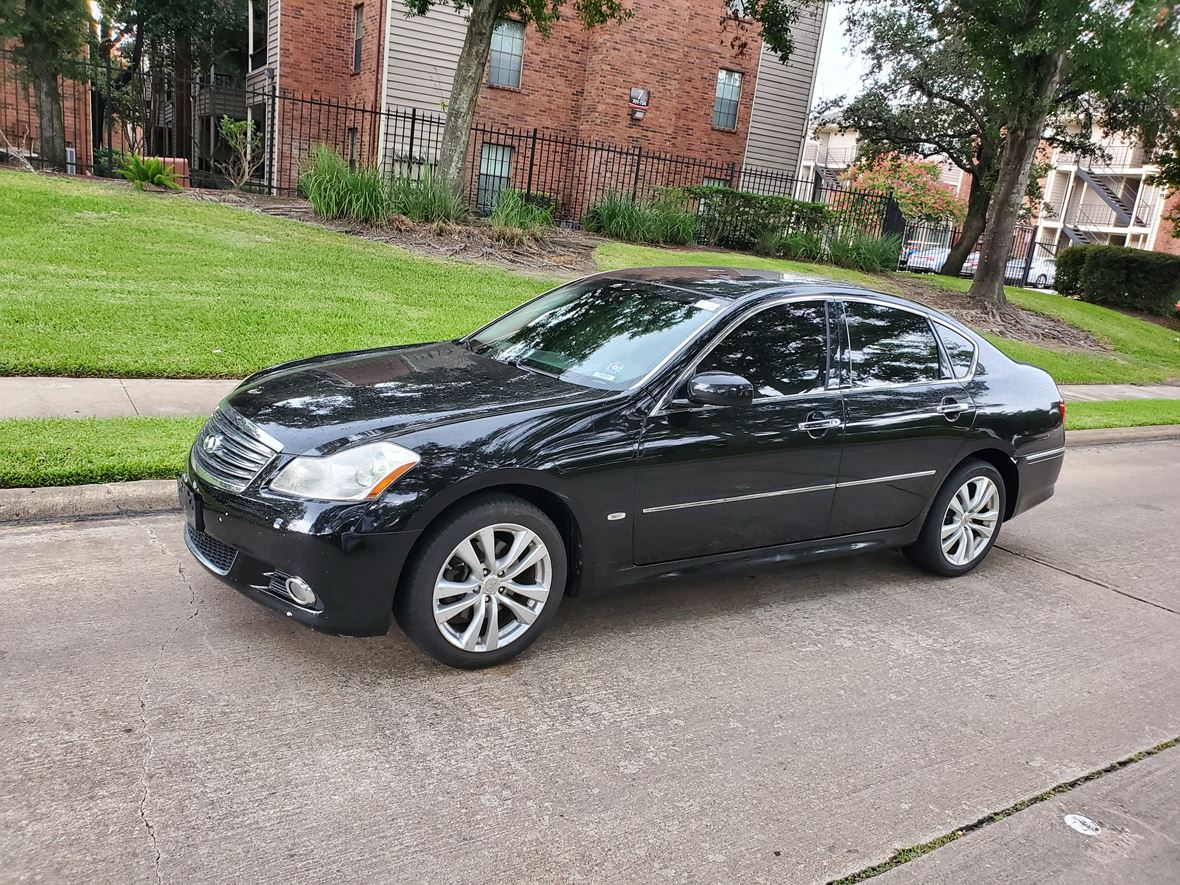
[906,460,1006,577]
[395,494,567,668]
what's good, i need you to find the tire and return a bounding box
[1035,274,1048,288]
[394,494,567,668]
[903,459,1006,577]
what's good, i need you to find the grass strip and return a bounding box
[0,417,205,488]
[1065,398,1180,430]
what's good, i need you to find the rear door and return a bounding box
[828,299,975,536]
[634,299,844,565]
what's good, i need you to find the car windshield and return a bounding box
[466,278,730,390]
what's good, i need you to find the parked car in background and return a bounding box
[1004,256,1057,288]
[906,248,951,273]
[179,267,1066,668]
[961,251,981,277]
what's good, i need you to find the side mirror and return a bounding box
[686,371,754,408]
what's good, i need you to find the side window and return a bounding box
[697,301,828,399]
[844,302,941,387]
[935,323,976,380]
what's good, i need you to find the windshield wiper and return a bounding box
[508,356,560,379]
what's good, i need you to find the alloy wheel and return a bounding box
[433,523,552,653]
[940,476,1000,566]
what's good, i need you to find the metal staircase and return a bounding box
[1076,166,1148,227]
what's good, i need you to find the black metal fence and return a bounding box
[899,219,1059,289]
[2,49,900,240]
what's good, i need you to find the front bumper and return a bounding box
[178,473,420,636]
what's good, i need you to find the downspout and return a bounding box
[376,0,394,171]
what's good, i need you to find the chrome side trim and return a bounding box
[1023,446,1065,463]
[834,469,937,488]
[641,482,837,514]
[641,469,938,514]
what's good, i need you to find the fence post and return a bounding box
[408,107,417,174]
[104,54,114,170]
[266,69,277,194]
[727,161,736,188]
[525,127,538,198]
[1019,230,1036,288]
[630,145,643,201]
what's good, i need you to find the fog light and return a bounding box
[285,576,316,606]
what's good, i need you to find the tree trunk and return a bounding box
[940,177,990,277]
[173,34,193,165]
[28,57,66,171]
[436,0,503,191]
[968,50,1067,309]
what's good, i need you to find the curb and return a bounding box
[1065,425,1180,447]
[0,479,178,526]
[1,427,1176,526]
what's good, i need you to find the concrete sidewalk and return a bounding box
[1,376,1178,419]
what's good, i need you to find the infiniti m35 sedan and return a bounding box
[180,267,1065,667]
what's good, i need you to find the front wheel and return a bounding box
[903,460,1005,576]
[395,494,567,668]
[1035,274,1049,288]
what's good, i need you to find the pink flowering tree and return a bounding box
[842,154,967,223]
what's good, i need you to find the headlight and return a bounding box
[269,441,419,501]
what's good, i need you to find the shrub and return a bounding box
[490,188,554,238]
[94,147,127,178]
[686,185,830,251]
[389,170,466,224]
[1054,246,1085,296]
[119,154,181,191]
[775,229,827,263]
[582,189,698,245]
[217,115,264,190]
[300,145,353,219]
[1063,244,1180,316]
[826,231,902,272]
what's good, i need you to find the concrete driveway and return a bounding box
[1,440,1177,884]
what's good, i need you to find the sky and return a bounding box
[812,4,869,106]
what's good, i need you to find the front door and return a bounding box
[634,299,844,565]
[828,299,975,536]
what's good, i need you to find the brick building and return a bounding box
[245,0,827,211]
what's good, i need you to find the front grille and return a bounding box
[185,523,238,575]
[191,408,281,492]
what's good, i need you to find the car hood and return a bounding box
[224,341,613,453]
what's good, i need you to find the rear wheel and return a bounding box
[1035,273,1049,288]
[395,494,567,668]
[903,460,1005,576]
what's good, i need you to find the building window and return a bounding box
[478,143,513,211]
[488,20,524,89]
[726,0,750,19]
[712,69,742,130]
[703,175,730,188]
[352,5,364,73]
[248,1,268,71]
[348,127,358,171]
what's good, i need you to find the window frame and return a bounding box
[476,142,515,211]
[712,68,743,131]
[352,4,364,74]
[487,19,525,90]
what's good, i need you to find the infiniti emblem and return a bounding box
[203,434,223,453]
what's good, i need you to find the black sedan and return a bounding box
[179,267,1065,668]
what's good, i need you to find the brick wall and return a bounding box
[1153,190,1180,256]
[473,0,760,164]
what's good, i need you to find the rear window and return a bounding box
[844,302,941,387]
[935,323,977,379]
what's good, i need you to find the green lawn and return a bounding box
[0,171,550,378]
[0,417,205,488]
[915,273,1180,384]
[1064,399,1180,431]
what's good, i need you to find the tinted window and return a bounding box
[935,324,976,379]
[844,302,940,386]
[468,279,729,391]
[698,302,828,398]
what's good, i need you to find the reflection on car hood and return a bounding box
[225,341,611,453]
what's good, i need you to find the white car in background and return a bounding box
[906,248,950,273]
[1004,256,1057,288]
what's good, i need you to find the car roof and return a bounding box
[584,266,970,331]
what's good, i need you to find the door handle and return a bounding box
[797,417,842,431]
[937,398,975,418]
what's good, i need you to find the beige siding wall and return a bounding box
[741,4,826,177]
[383,1,467,116]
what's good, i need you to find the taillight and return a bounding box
[1057,399,1066,422]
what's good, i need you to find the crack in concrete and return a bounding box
[996,545,1180,617]
[828,736,1180,884]
[130,517,200,885]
